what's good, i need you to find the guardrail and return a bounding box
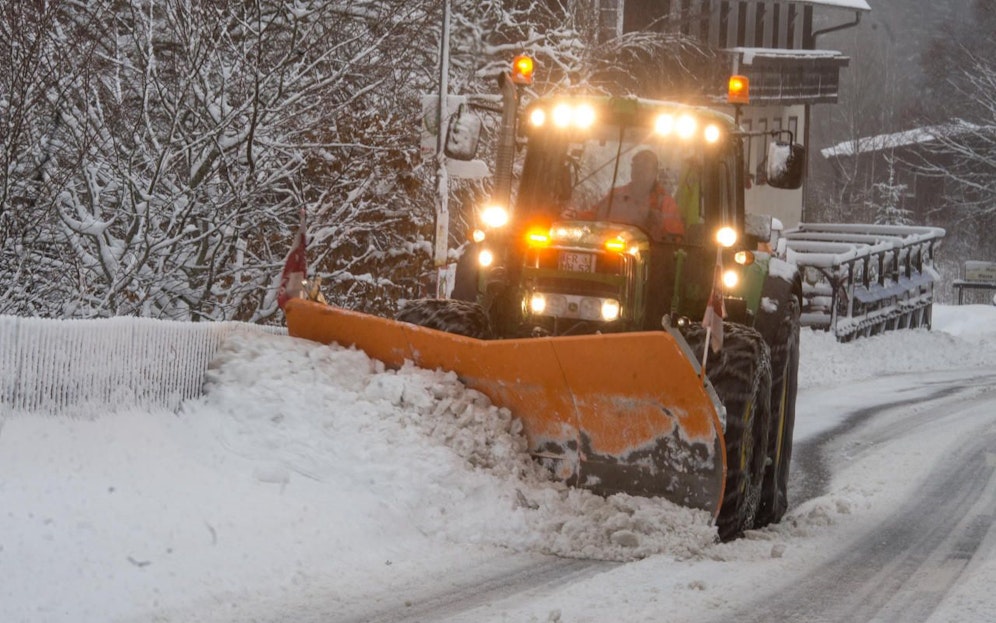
[776,223,945,341]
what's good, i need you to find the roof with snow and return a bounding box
[729,47,848,62]
[820,121,982,158]
[799,0,871,10]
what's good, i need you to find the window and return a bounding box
[755,118,768,181]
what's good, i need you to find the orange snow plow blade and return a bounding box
[285,299,726,518]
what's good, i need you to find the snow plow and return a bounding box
[285,298,726,514]
[286,63,804,541]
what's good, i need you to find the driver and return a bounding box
[593,149,684,240]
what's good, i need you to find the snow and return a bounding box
[2,304,996,622]
[730,46,848,64]
[820,120,982,158]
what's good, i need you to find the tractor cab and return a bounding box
[471,96,752,335]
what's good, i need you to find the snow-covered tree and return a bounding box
[0,1,441,322]
[866,156,913,225]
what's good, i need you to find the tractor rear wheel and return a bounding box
[754,290,801,527]
[395,299,494,339]
[683,323,772,541]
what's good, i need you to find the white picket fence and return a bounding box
[0,315,285,415]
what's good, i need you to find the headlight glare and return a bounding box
[716,226,738,247]
[530,293,546,314]
[676,114,696,138]
[575,104,596,128]
[722,269,739,289]
[654,114,674,135]
[552,104,572,128]
[481,205,509,228]
[601,299,621,321]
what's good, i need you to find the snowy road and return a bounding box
[707,372,996,623]
[336,554,615,623]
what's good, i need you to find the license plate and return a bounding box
[558,251,594,273]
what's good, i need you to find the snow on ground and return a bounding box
[1,304,995,623]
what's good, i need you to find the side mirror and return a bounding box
[444,104,483,161]
[765,141,805,190]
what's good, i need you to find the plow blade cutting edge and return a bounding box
[285,299,727,518]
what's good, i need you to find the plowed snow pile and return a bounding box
[197,333,717,562]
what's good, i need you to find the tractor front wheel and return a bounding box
[683,323,772,541]
[395,299,494,339]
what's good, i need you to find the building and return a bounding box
[596,0,871,227]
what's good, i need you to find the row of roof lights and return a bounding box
[528,103,722,143]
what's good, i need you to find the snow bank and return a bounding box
[799,304,996,390]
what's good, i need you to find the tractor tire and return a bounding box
[753,284,801,527]
[682,322,772,541]
[395,298,494,339]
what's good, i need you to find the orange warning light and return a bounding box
[511,55,535,86]
[728,75,750,105]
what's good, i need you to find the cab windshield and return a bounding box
[517,125,729,244]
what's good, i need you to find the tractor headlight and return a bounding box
[574,104,596,129]
[579,297,620,321]
[716,226,738,247]
[676,114,697,139]
[655,113,675,135]
[722,269,739,289]
[530,293,546,314]
[546,294,568,316]
[552,103,573,128]
[601,299,621,321]
[481,205,509,228]
[704,124,722,143]
[734,250,755,265]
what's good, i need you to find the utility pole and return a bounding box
[433,0,451,299]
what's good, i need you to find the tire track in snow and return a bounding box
[792,371,996,504]
[717,386,996,623]
[338,555,616,623]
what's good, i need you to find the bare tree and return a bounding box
[915,63,996,219]
[808,24,906,223]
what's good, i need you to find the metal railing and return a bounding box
[776,223,946,341]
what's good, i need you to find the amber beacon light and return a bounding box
[511,55,535,85]
[728,75,750,105]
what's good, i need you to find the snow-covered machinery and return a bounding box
[776,223,945,341]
